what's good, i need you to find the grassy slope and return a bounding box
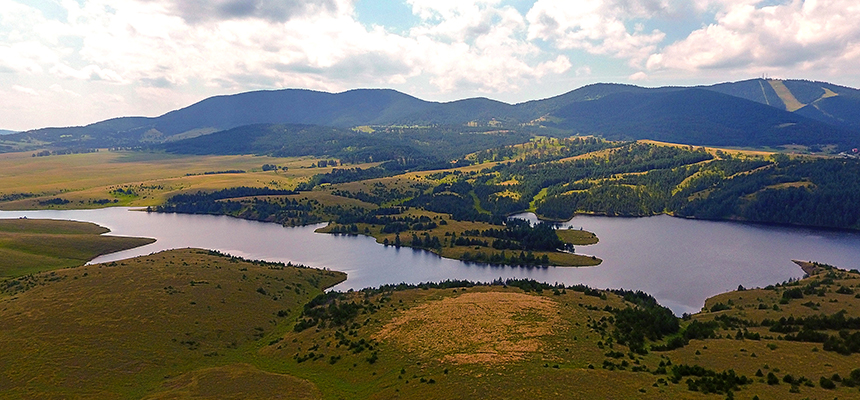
[0,219,155,277]
[2,241,859,398]
[260,285,678,400]
[674,263,860,399]
[263,266,860,399]
[0,248,345,399]
[556,228,599,245]
[0,150,370,210]
[768,79,806,112]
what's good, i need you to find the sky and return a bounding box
[1,0,859,131]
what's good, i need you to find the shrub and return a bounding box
[767,372,779,385]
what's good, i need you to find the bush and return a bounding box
[819,376,836,389]
[767,372,779,385]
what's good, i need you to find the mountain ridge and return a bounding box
[8,78,860,152]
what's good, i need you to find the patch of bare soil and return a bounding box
[374,291,563,365]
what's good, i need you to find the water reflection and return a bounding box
[3,208,860,315]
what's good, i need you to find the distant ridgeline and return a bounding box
[5,78,859,158]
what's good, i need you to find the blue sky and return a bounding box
[2,0,859,131]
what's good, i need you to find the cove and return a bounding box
[3,207,860,315]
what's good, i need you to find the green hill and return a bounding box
[0,218,154,277]
[0,248,345,399]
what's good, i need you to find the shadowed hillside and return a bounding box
[7,79,859,152]
[546,88,858,148]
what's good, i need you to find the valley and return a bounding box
[1,222,859,398]
[1,78,860,398]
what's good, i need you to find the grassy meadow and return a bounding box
[0,248,345,399]
[0,218,154,277]
[0,150,372,210]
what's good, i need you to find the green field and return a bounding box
[0,247,345,399]
[0,218,155,277]
[0,150,371,210]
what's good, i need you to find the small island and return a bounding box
[316,209,601,267]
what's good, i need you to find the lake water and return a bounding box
[3,207,860,315]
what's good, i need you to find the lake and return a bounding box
[3,207,860,315]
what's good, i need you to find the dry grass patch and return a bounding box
[638,139,777,158]
[768,79,806,111]
[556,228,599,246]
[145,363,319,400]
[764,181,815,190]
[375,291,563,364]
[0,150,363,210]
[558,147,618,162]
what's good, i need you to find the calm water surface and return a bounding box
[3,208,860,315]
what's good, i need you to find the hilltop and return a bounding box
[0,247,345,399]
[4,79,858,154]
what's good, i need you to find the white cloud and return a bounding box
[1,0,582,129]
[539,55,573,74]
[397,0,570,94]
[161,0,344,24]
[628,71,648,80]
[526,0,669,65]
[12,85,39,96]
[407,0,509,42]
[31,0,565,95]
[3,0,859,131]
[49,84,81,97]
[647,0,860,76]
[0,0,65,75]
[50,63,126,83]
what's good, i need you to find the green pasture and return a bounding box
[0,218,154,277]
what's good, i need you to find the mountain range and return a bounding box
[7,78,860,153]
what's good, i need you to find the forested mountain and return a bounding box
[7,79,860,152]
[160,123,532,166]
[514,83,672,118]
[795,96,860,131]
[706,79,786,109]
[151,88,432,132]
[545,88,858,148]
[10,89,435,147]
